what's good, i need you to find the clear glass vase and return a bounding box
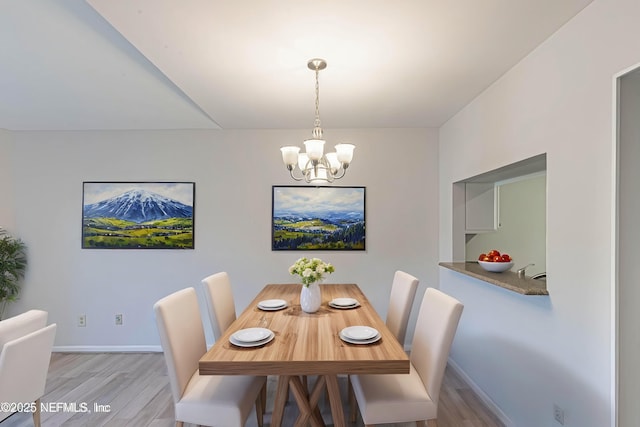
[300,281,322,313]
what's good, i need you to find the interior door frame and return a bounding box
[612,60,640,427]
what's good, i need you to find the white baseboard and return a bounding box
[53,345,162,352]
[447,358,513,427]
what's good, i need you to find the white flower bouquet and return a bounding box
[288,257,335,286]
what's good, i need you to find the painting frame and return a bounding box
[272,185,366,251]
[82,181,195,249]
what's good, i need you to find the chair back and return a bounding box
[154,288,206,404]
[0,310,48,351]
[386,271,419,346]
[410,288,463,406]
[201,272,236,341]
[0,311,56,423]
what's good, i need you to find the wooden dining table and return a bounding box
[199,283,410,427]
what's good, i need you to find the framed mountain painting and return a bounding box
[82,182,195,249]
[272,185,365,251]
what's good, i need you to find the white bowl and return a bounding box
[478,260,514,273]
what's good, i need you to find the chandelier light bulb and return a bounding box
[325,152,340,173]
[304,139,325,161]
[335,143,355,164]
[298,153,310,171]
[280,146,300,166]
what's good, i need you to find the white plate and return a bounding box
[339,331,381,345]
[230,331,275,348]
[258,299,287,311]
[330,297,359,307]
[231,327,272,343]
[341,326,379,341]
[329,301,360,309]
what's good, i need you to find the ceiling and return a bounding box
[1,0,593,131]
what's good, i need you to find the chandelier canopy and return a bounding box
[280,59,355,183]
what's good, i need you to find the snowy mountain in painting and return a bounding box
[274,210,363,224]
[83,189,192,223]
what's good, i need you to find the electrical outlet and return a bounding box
[78,314,86,327]
[554,404,565,425]
[115,314,123,325]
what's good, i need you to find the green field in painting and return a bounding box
[83,217,193,249]
[272,218,365,250]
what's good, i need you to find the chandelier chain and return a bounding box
[312,65,323,138]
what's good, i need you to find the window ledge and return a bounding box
[439,262,548,296]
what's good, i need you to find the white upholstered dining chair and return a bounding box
[201,272,237,341]
[386,270,419,346]
[0,310,57,427]
[349,287,463,427]
[154,287,266,427]
[201,272,268,413]
[346,271,418,400]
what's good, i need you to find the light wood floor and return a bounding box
[2,352,504,427]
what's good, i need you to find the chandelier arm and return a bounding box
[332,167,347,180]
[287,166,304,181]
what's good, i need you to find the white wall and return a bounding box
[439,0,640,425]
[0,128,438,350]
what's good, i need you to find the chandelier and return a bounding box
[280,58,355,183]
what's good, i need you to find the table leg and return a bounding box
[271,375,290,427]
[325,374,346,427]
[290,375,326,427]
[309,376,326,425]
[273,375,327,427]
